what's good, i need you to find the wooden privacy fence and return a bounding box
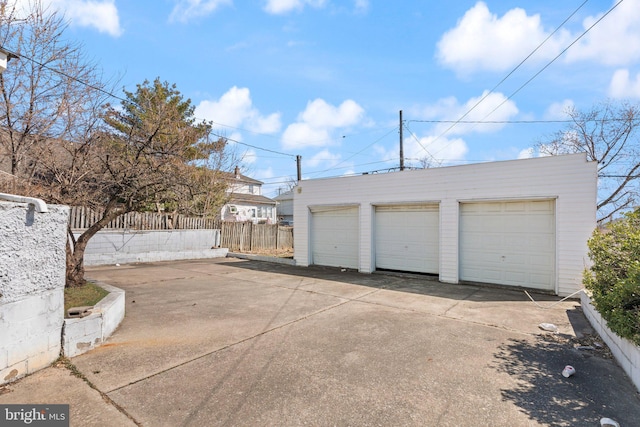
[69,206,220,230]
[70,207,293,252]
[220,222,293,251]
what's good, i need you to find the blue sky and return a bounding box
[11,0,640,196]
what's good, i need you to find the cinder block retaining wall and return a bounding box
[62,282,125,358]
[74,229,226,266]
[581,291,640,392]
[0,202,69,384]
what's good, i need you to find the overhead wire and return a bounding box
[0,45,300,160]
[306,126,399,178]
[2,42,408,176]
[463,0,628,142]
[415,0,591,162]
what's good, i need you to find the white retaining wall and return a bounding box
[74,229,226,266]
[62,282,125,358]
[0,202,69,384]
[581,291,640,392]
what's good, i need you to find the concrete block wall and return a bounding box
[581,291,640,392]
[0,202,69,384]
[62,282,126,358]
[74,229,226,266]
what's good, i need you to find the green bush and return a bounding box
[584,210,640,345]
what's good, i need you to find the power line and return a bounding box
[403,123,438,164]
[0,45,298,160]
[432,0,627,159]
[410,118,640,124]
[306,126,398,178]
[466,0,627,139]
[0,45,132,105]
[214,133,296,158]
[423,0,590,160]
[412,119,570,124]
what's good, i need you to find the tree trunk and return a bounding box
[66,238,87,288]
[65,202,126,287]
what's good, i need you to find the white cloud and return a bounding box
[400,90,518,165]
[354,0,369,13]
[169,0,232,23]
[21,0,123,36]
[263,0,327,15]
[436,2,566,74]
[242,149,257,164]
[195,86,282,134]
[375,135,468,167]
[437,0,640,75]
[544,99,574,119]
[609,69,640,99]
[254,167,275,181]
[566,0,640,66]
[282,98,365,149]
[306,149,341,168]
[407,135,468,165]
[517,148,534,159]
[413,91,519,136]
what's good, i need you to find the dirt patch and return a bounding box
[240,249,294,258]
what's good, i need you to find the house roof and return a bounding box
[228,193,277,206]
[222,166,263,186]
[273,189,294,201]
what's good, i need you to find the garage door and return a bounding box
[459,200,555,291]
[375,205,439,274]
[311,206,359,269]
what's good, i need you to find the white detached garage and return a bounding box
[294,154,597,296]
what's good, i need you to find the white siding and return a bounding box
[294,154,597,296]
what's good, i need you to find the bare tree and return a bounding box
[0,2,232,287]
[0,0,110,190]
[536,101,640,223]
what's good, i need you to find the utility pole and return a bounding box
[296,155,302,182]
[399,110,404,171]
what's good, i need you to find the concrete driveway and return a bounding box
[2,258,639,426]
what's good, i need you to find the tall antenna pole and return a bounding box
[296,155,302,181]
[399,110,404,171]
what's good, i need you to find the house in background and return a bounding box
[274,189,294,225]
[221,166,277,223]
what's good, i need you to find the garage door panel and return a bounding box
[505,202,527,212]
[460,200,555,291]
[375,206,439,274]
[311,207,359,269]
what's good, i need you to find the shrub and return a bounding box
[584,210,640,345]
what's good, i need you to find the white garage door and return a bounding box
[375,205,439,274]
[311,206,359,269]
[460,200,555,291]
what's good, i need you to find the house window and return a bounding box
[248,184,254,194]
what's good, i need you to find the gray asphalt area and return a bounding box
[2,257,639,426]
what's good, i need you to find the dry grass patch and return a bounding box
[64,282,109,313]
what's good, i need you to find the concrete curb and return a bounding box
[62,282,125,358]
[581,290,640,392]
[227,252,296,266]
